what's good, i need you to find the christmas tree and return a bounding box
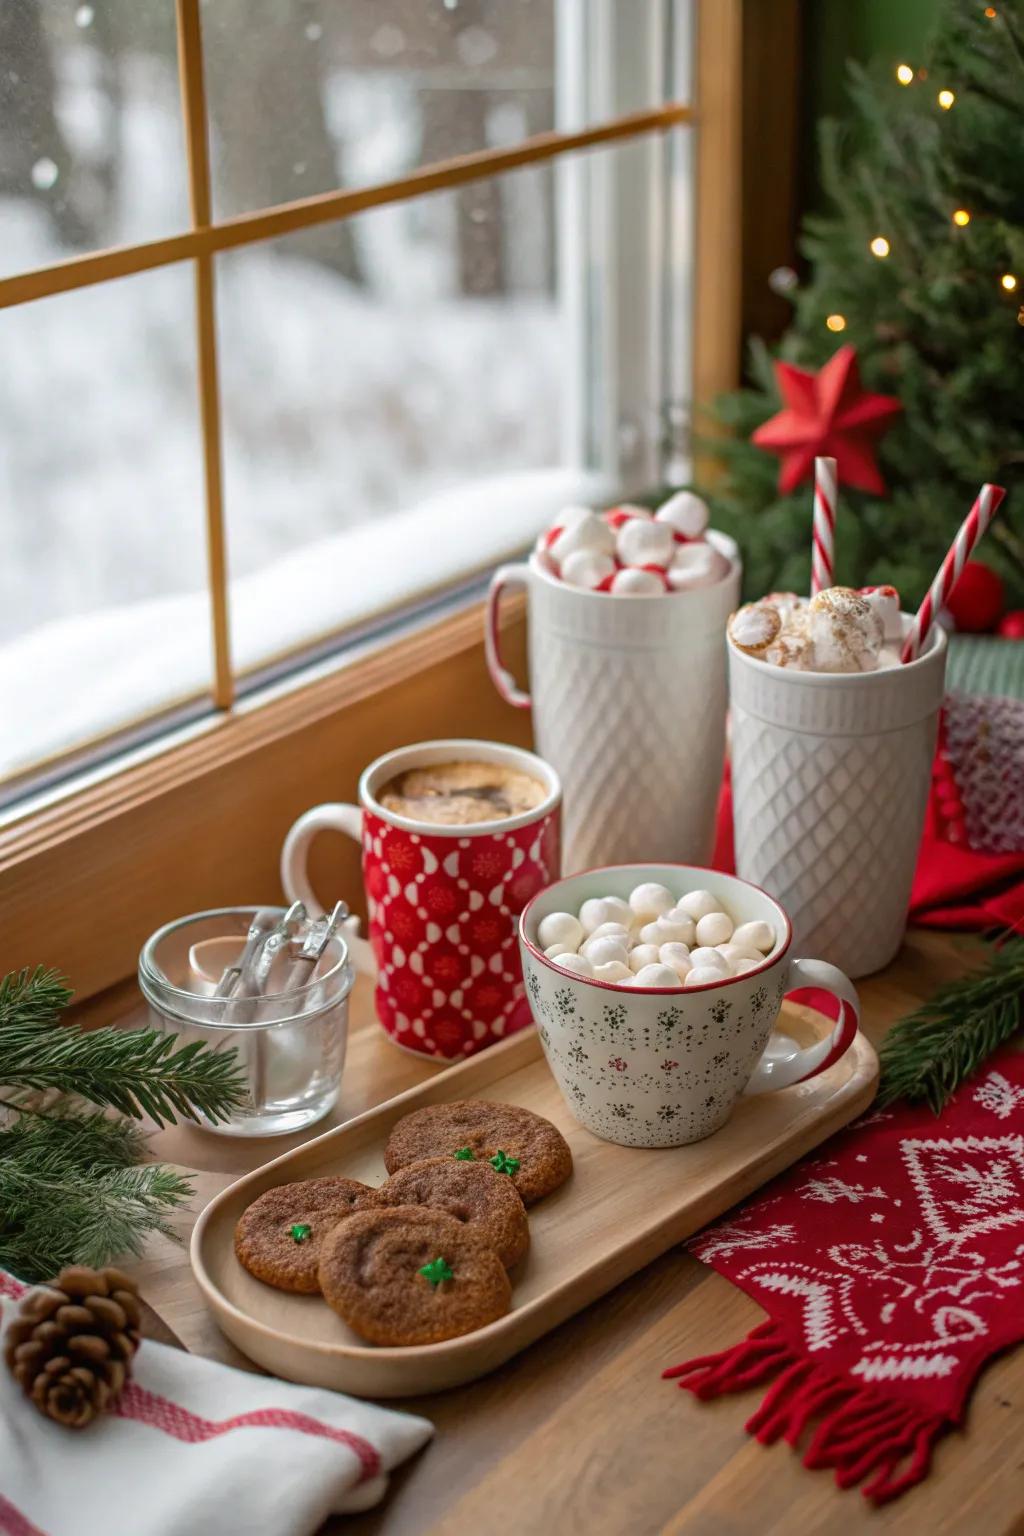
[704,0,1024,611]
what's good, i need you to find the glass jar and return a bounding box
[138,907,353,1137]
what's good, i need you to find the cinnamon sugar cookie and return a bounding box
[235,1176,379,1294]
[383,1100,572,1205]
[318,1205,511,1346]
[377,1155,529,1269]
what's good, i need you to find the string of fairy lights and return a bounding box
[819,6,1022,335]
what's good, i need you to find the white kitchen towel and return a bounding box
[0,1271,432,1536]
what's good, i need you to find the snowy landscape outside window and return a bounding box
[0,0,696,796]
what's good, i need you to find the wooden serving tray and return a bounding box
[191,1018,878,1398]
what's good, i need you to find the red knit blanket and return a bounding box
[665,1045,1024,1503]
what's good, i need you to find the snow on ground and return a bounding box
[1,45,577,778]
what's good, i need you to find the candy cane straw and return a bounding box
[811,456,837,596]
[901,483,1007,662]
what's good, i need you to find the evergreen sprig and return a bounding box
[877,938,1024,1112]
[1,988,248,1127]
[0,966,248,1281]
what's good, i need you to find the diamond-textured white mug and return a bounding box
[485,535,741,873]
[728,623,947,979]
[519,863,861,1148]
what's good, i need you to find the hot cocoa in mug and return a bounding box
[281,740,561,1060]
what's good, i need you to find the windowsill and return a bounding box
[1,466,609,785]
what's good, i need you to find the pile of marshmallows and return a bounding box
[536,882,776,990]
[729,586,902,673]
[535,493,730,596]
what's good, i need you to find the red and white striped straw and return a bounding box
[811,456,837,596]
[900,482,1008,663]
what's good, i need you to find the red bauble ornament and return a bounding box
[945,560,1005,633]
[997,609,1024,640]
[751,344,903,495]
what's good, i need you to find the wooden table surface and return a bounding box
[131,929,1023,1536]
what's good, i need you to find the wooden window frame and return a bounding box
[0,0,745,1002]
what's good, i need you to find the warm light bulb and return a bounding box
[938,89,956,109]
[870,236,891,258]
[895,63,914,85]
[826,314,847,333]
[985,6,997,17]
[952,209,971,227]
[1001,273,1018,292]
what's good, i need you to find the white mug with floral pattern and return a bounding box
[519,864,861,1148]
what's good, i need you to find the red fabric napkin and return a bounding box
[714,693,1024,934]
[664,1046,1024,1503]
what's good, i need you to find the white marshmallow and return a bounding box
[660,908,696,946]
[684,966,729,988]
[695,911,734,947]
[628,944,661,972]
[861,586,903,643]
[610,567,666,596]
[554,504,593,530]
[717,943,763,972]
[607,503,653,521]
[655,490,709,539]
[628,882,676,920]
[545,942,572,958]
[659,942,692,979]
[631,963,685,989]
[578,896,632,934]
[538,911,585,952]
[677,889,719,921]
[551,952,594,976]
[667,542,725,591]
[731,920,775,954]
[550,512,616,567]
[658,919,695,946]
[560,549,616,590]
[616,518,675,568]
[689,946,732,975]
[592,960,632,984]
[586,921,632,943]
[582,935,630,969]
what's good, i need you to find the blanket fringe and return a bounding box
[663,1322,947,1505]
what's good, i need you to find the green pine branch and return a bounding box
[0,966,249,1281]
[0,966,248,1127]
[877,938,1024,1112]
[0,1108,194,1282]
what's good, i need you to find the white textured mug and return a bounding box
[519,863,861,1148]
[486,535,741,873]
[728,624,947,979]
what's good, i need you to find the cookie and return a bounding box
[318,1205,511,1346]
[383,1100,572,1205]
[377,1156,529,1269]
[235,1176,379,1294]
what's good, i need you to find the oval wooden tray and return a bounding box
[191,1018,878,1398]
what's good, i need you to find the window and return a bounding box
[0,0,708,799]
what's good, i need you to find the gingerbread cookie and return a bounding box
[318,1205,511,1346]
[377,1155,529,1270]
[235,1175,379,1294]
[383,1100,572,1205]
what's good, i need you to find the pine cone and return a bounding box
[4,1265,142,1428]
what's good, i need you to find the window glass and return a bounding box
[0,266,209,783]
[202,0,557,220]
[216,155,611,677]
[0,0,188,280]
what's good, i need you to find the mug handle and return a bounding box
[485,562,532,709]
[745,956,861,1094]
[280,804,375,976]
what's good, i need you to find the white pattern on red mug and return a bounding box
[281,739,561,1060]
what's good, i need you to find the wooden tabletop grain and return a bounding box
[129,929,1022,1536]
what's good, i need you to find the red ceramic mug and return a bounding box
[280,739,562,1060]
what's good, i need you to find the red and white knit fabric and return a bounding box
[0,1271,431,1536]
[665,1046,1024,1503]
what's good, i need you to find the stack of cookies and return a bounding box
[234,1100,572,1346]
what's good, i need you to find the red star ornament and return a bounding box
[751,344,902,496]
